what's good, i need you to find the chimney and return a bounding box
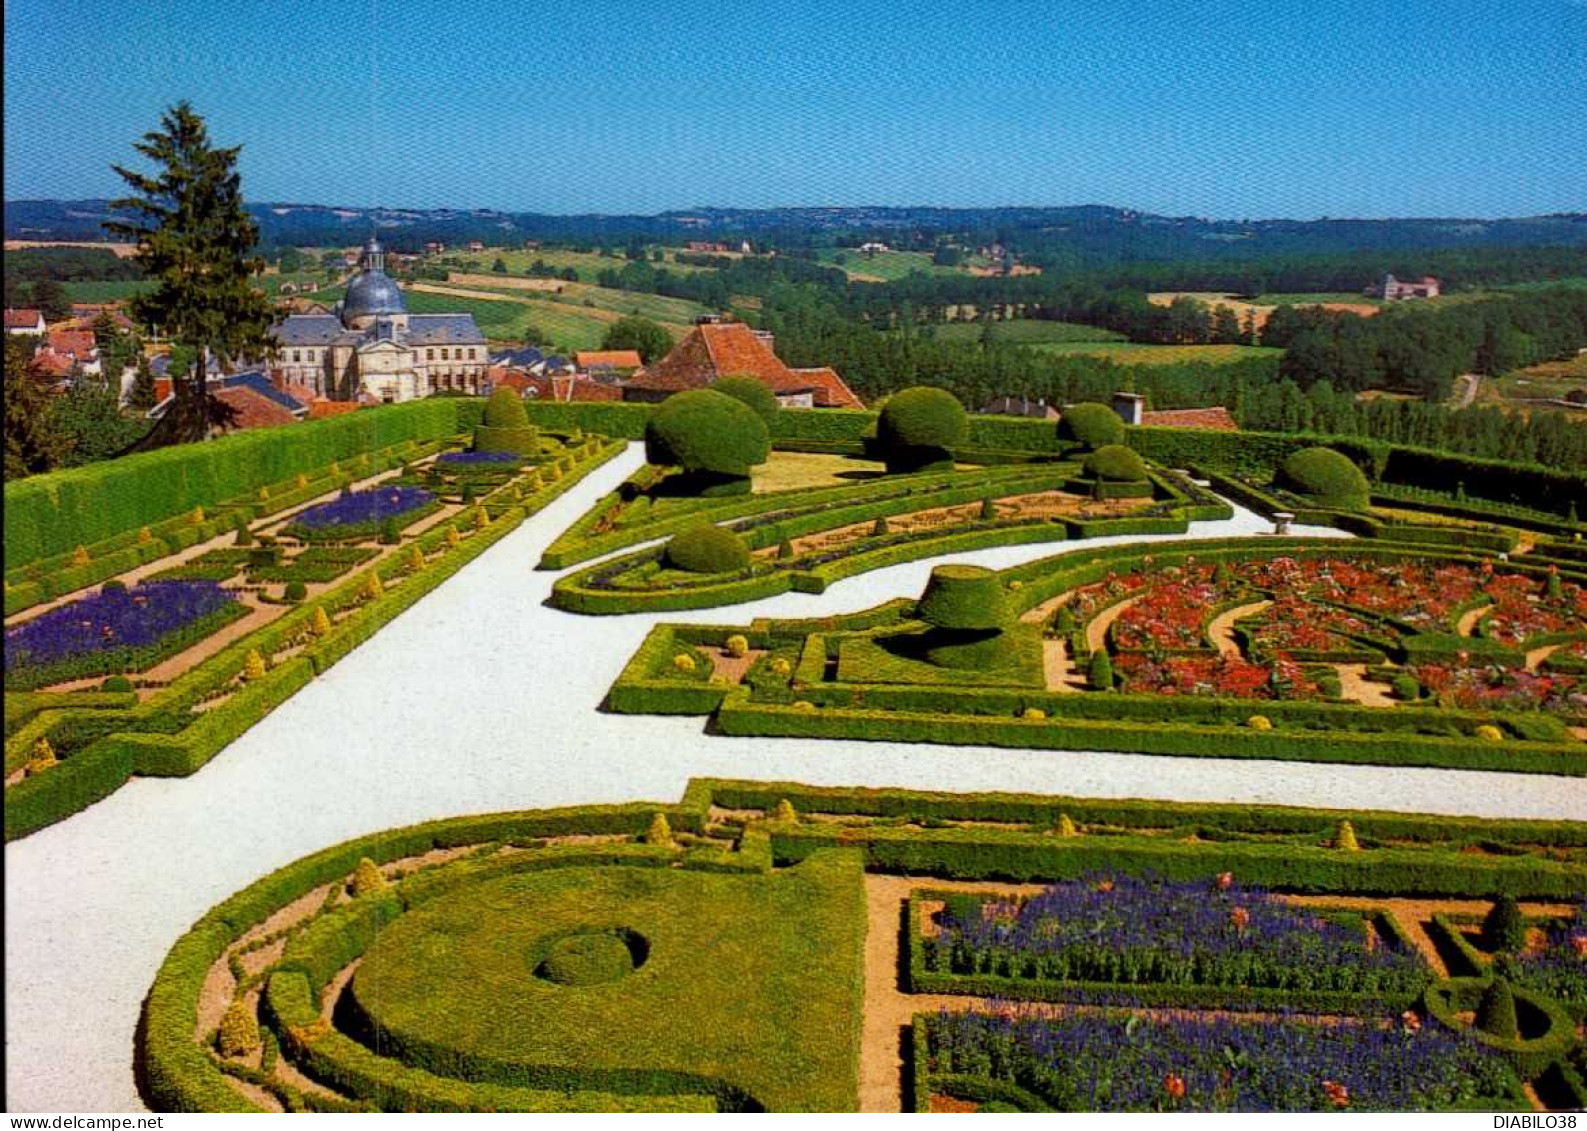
[1112,391,1145,426]
[752,329,776,354]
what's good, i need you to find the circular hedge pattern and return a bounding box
[1084,444,1148,482]
[917,564,1009,632]
[1058,402,1125,448]
[664,524,751,574]
[644,389,770,478]
[710,376,780,425]
[1278,446,1370,511]
[535,929,645,986]
[876,387,967,472]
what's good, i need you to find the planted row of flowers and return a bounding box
[921,875,1427,998]
[922,1004,1517,1112]
[283,486,438,543]
[1516,901,1587,1018]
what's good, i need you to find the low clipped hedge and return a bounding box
[1423,978,1578,1078]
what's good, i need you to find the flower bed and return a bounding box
[284,487,437,543]
[436,451,523,465]
[4,581,246,690]
[921,875,1426,1000]
[247,546,379,585]
[1114,653,1324,700]
[1516,901,1587,1019]
[922,1006,1518,1112]
[1409,662,1585,716]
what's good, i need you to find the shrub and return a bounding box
[980,497,997,520]
[1022,707,1047,720]
[445,525,461,548]
[362,571,383,600]
[1058,402,1125,448]
[283,580,307,602]
[1084,444,1148,483]
[711,375,780,424]
[1476,978,1519,1040]
[769,657,792,676]
[216,999,260,1058]
[311,607,333,637]
[1247,715,1273,730]
[244,650,267,682]
[645,812,673,847]
[1474,724,1503,742]
[461,481,477,504]
[379,516,401,545]
[191,506,205,526]
[138,526,153,544]
[644,389,769,480]
[27,737,58,775]
[475,388,539,455]
[1336,820,1360,851]
[773,798,799,823]
[474,505,489,530]
[917,564,1009,632]
[1056,813,1078,837]
[233,518,254,547]
[1482,894,1527,953]
[877,386,968,473]
[725,634,750,658]
[872,516,889,536]
[664,524,750,574]
[792,700,816,711]
[672,653,697,674]
[777,538,794,560]
[538,932,635,986]
[1088,649,1113,690]
[103,578,127,593]
[1392,674,1421,702]
[72,545,90,566]
[350,857,388,897]
[408,546,425,572]
[1278,447,1371,512]
[102,674,134,692]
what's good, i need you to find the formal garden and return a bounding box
[138,779,1587,1112]
[4,391,625,839]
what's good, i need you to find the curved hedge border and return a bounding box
[1423,977,1578,1078]
[4,438,626,842]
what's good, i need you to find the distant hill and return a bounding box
[7,198,1585,264]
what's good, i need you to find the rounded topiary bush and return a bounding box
[474,387,539,455]
[645,388,770,489]
[284,580,308,603]
[917,564,1009,632]
[663,524,751,574]
[1278,446,1370,511]
[1083,444,1148,483]
[876,386,968,473]
[1058,402,1125,449]
[536,930,640,986]
[101,674,134,693]
[711,375,780,424]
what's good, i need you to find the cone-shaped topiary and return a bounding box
[872,516,890,536]
[475,388,539,454]
[1547,569,1563,600]
[1335,819,1360,851]
[777,537,795,560]
[1475,977,1519,1040]
[1088,649,1114,690]
[351,857,388,897]
[27,737,58,775]
[474,505,489,530]
[645,388,769,491]
[1278,447,1371,512]
[1084,444,1149,483]
[446,524,461,548]
[243,649,267,681]
[234,517,254,547]
[664,524,750,574]
[379,516,401,545]
[773,798,799,823]
[408,545,425,572]
[1482,894,1527,953]
[312,606,333,636]
[1058,402,1125,449]
[217,998,260,1058]
[191,506,205,526]
[258,486,270,501]
[1057,812,1079,837]
[980,497,997,520]
[645,812,674,847]
[917,564,1009,632]
[138,525,154,544]
[461,480,477,504]
[73,545,91,566]
[711,375,780,424]
[362,571,384,600]
[876,386,968,473]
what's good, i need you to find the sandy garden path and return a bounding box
[1456,606,1489,637]
[1526,643,1562,672]
[1041,638,1083,692]
[12,446,1584,1113]
[1085,595,1143,655]
[1207,600,1272,657]
[1334,663,1398,708]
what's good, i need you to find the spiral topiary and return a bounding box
[644,388,769,491]
[474,388,538,455]
[1083,444,1149,483]
[664,524,751,574]
[1277,447,1371,512]
[1058,402,1125,449]
[876,386,968,473]
[710,375,780,424]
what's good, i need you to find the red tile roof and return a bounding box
[1140,407,1239,431]
[515,371,624,402]
[47,329,97,360]
[627,321,860,406]
[27,350,74,379]
[211,387,299,431]
[5,308,44,329]
[575,349,643,370]
[785,366,865,410]
[306,400,360,419]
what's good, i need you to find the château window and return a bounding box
[292,350,300,363]
[427,349,434,361]
[441,348,450,360]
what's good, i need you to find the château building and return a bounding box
[271,237,487,403]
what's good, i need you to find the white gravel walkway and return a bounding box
[7,443,1583,1112]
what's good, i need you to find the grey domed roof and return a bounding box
[342,267,406,322]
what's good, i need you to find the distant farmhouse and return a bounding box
[1370,273,1440,301]
[858,241,891,255]
[5,308,46,336]
[271,237,488,403]
[622,316,863,408]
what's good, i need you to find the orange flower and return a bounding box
[1229,906,1250,931]
[1322,1081,1350,1108]
[1401,1010,1422,1032]
[1215,872,1233,891]
[1571,934,1587,959]
[1095,878,1115,893]
[1163,1073,1186,1101]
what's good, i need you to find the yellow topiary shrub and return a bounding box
[672,653,697,674]
[243,649,267,682]
[725,634,750,658]
[257,486,270,501]
[446,525,461,548]
[474,506,489,530]
[296,473,309,489]
[773,798,799,823]
[645,812,674,847]
[408,546,425,572]
[1056,812,1079,837]
[1008,580,1024,591]
[1247,715,1273,731]
[138,526,154,545]
[312,606,333,637]
[191,505,205,526]
[1022,707,1047,720]
[1474,724,1503,742]
[362,571,384,600]
[216,998,260,1058]
[1335,820,1361,851]
[769,657,792,676]
[793,700,817,712]
[72,545,90,566]
[351,857,388,897]
[27,737,58,775]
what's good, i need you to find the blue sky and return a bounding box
[5,0,1584,218]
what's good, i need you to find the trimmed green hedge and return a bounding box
[1424,978,1578,1078]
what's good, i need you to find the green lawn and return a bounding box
[815,248,962,282]
[447,247,721,283]
[1025,342,1282,365]
[60,280,154,303]
[1247,292,1384,306]
[349,854,866,1112]
[908,320,1128,346]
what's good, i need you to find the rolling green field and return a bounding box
[1247,292,1384,306]
[1024,341,1283,365]
[60,280,154,304]
[815,248,963,282]
[910,319,1129,346]
[449,247,720,282]
[426,279,709,347]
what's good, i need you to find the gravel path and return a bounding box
[7,443,1584,1113]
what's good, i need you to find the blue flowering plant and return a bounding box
[4,580,246,690]
[284,486,438,543]
[437,451,522,466]
[1515,900,1587,1019]
[923,1004,1520,1112]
